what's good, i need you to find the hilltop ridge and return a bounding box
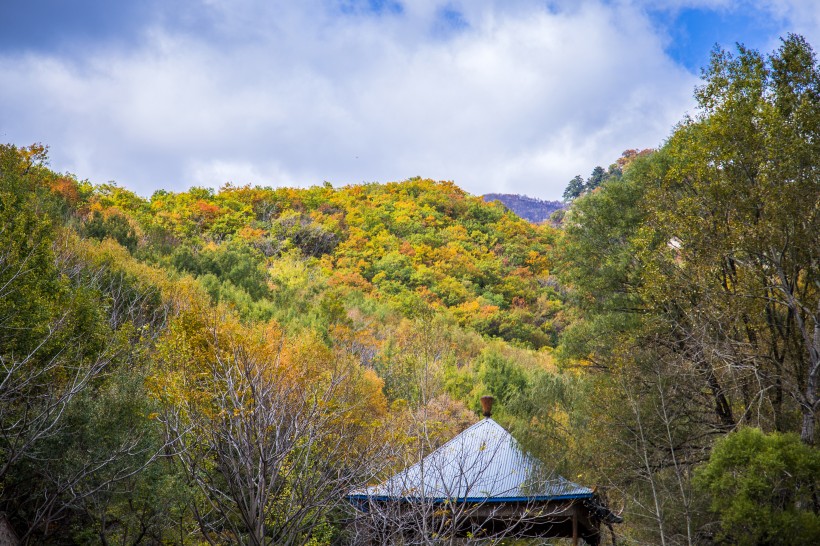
[481,193,563,223]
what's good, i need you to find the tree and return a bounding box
[152,309,387,545]
[563,175,586,202]
[642,34,820,443]
[0,144,179,542]
[554,33,820,543]
[586,166,607,192]
[560,35,820,442]
[563,163,622,203]
[83,209,139,253]
[694,428,820,545]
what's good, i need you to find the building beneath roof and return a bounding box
[348,396,621,545]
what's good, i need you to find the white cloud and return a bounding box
[5,0,797,200]
[759,0,820,47]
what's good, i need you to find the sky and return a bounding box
[1,1,818,200]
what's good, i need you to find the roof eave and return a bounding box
[346,492,595,503]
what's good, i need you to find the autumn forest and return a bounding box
[1,35,818,545]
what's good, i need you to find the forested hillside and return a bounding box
[0,144,573,543]
[481,193,564,223]
[0,35,818,545]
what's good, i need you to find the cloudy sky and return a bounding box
[1,1,818,200]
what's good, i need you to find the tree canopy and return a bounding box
[555,34,820,544]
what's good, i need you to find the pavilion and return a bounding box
[348,396,621,545]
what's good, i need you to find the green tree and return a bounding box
[0,145,184,542]
[83,209,139,252]
[586,166,606,191]
[562,175,586,201]
[478,349,527,406]
[643,34,820,442]
[695,428,820,545]
[555,34,820,543]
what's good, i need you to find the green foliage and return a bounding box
[487,366,588,483]
[695,428,820,545]
[173,240,269,300]
[646,34,819,439]
[555,34,820,544]
[562,161,624,202]
[555,158,651,363]
[0,144,187,542]
[83,209,138,252]
[46,367,190,544]
[562,175,585,201]
[477,350,527,405]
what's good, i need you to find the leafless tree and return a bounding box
[156,323,388,546]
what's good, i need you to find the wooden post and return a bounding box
[572,509,579,546]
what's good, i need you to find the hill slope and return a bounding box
[482,193,564,223]
[85,178,563,348]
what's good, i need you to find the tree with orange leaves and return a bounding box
[150,307,387,545]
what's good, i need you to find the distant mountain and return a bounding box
[482,193,564,224]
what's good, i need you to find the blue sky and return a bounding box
[1,0,817,200]
[651,4,790,72]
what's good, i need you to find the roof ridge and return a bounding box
[422,417,511,462]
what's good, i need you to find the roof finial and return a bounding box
[480,395,494,418]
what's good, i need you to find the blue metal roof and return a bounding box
[354,418,593,502]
